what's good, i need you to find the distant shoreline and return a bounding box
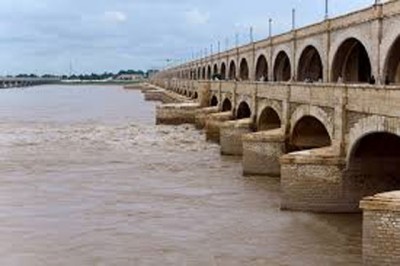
[60,80,144,86]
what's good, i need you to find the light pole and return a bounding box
[292,8,296,30]
[269,18,272,38]
[325,0,329,20]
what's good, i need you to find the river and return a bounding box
[0,85,361,265]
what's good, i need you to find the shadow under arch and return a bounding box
[239,58,249,80]
[297,45,323,82]
[258,107,281,131]
[274,51,291,82]
[384,34,400,84]
[255,55,268,81]
[220,62,227,80]
[236,101,251,119]
[228,61,236,80]
[222,98,232,112]
[210,95,218,107]
[290,115,331,151]
[344,132,400,210]
[331,37,371,83]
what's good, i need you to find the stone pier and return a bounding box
[280,148,348,213]
[156,102,200,125]
[361,192,400,266]
[242,128,285,176]
[194,106,219,129]
[204,112,233,143]
[220,118,254,156]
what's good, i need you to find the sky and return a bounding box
[0,0,374,75]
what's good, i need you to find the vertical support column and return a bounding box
[269,38,274,82]
[292,31,297,81]
[375,3,384,84]
[249,43,256,82]
[325,20,331,83]
[333,85,347,156]
[199,81,211,108]
[232,82,238,116]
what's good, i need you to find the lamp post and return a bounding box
[325,0,329,20]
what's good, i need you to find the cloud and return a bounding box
[0,0,374,74]
[184,9,210,25]
[103,11,127,23]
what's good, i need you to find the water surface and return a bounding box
[0,85,361,265]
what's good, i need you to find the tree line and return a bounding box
[11,69,157,80]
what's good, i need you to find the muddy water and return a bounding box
[0,85,361,265]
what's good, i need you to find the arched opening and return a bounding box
[236,102,251,119]
[228,61,236,80]
[197,68,201,80]
[220,63,226,80]
[345,132,400,207]
[258,107,281,131]
[290,116,331,151]
[332,38,372,83]
[213,64,218,78]
[202,67,206,79]
[255,55,268,81]
[384,35,400,84]
[274,51,291,81]
[222,98,232,111]
[239,58,249,80]
[193,92,198,99]
[210,95,218,107]
[297,46,323,82]
[207,65,212,80]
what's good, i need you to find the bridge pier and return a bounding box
[280,147,351,213]
[361,192,400,266]
[220,118,253,156]
[204,112,233,143]
[156,102,200,125]
[242,129,285,176]
[194,106,219,129]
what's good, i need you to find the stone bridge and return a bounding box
[150,1,400,264]
[0,77,60,88]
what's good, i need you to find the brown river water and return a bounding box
[0,85,361,265]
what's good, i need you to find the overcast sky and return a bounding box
[0,0,374,75]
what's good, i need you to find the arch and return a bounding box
[255,54,268,81]
[258,107,281,131]
[236,101,251,119]
[210,95,218,107]
[193,92,198,99]
[290,116,331,151]
[344,132,400,207]
[222,98,232,112]
[297,45,323,82]
[220,62,227,80]
[239,58,249,80]
[202,67,206,79]
[197,68,201,80]
[213,64,218,78]
[207,65,212,80]
[228,60,236,80]
[384,35,400,84]
[331,38,372,83]
[274,51,291,81]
